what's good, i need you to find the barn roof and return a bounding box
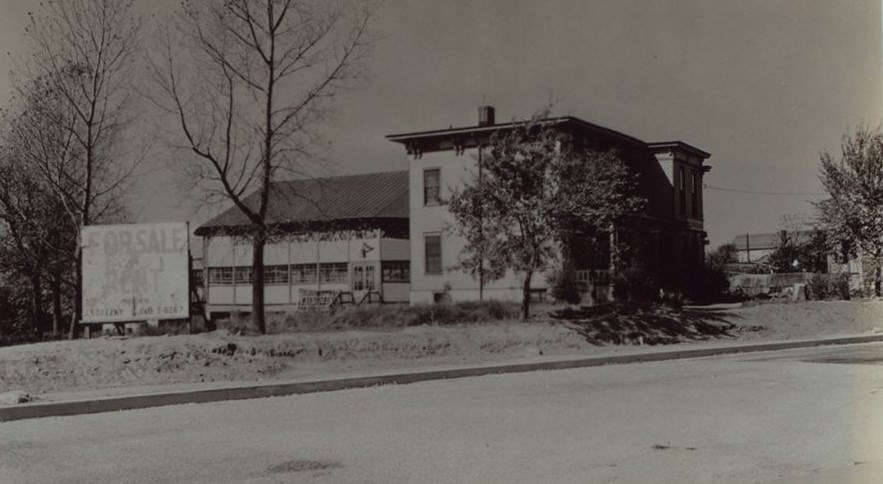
[195,171,408,236]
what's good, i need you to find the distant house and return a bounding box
[730,231,810,264]
[386,106,712,303]
[194,171,410,321]
[731,230,864,290]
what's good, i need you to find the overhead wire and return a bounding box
[703,184,826,197]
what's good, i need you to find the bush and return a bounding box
[547,267,582,305]
[807,273,830,300]
[684,266,731,304]
[833,272,851,300]
[613,265,657,303]
[807,272,851,300]
[269,300,522,332]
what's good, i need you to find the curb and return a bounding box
[3,333,882,422]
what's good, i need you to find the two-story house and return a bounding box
[386,106,711,303]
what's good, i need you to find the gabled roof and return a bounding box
[195,171,408,235]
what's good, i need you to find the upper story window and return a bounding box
[424,168,441,206]
[678,166,686,216]
[691,171,699,219]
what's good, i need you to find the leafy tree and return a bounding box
[766,229,829,274]
[448,111,644,319]
[815,127,883,296]
[550,140,645,278]
[447,116,558,320]
[707,243,738,269]
[151,0,377,333]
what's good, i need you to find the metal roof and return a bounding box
[195,171,408,235]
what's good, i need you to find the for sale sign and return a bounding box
[81,222,190,323]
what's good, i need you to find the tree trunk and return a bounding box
[875,259,882,298]
[608,228,618,301]
[69,250,81,340]
[30,269,44,335]
[51,272,62,335]
[252,230,267,334]
[521,271,533,320]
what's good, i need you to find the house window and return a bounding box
[678,166,686,215]
[424,168,441,205]
[265,265,289,284]
[234,266,252,284]
[382,261,410,282]
[291,264,317,284]
[691,171,699,218]
[208,267,233,285]
[319,262,348,283]
[425,234,442,274]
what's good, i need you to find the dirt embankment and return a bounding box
[1,300,881,398]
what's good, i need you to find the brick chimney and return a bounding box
[478,105,495,126]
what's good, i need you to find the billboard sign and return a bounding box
[81,222,190,323]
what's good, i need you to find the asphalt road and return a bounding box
[2,343,883,484]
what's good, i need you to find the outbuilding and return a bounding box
[195,171,410,321]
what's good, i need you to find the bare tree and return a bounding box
[150,0,377,333]
[0,152,78,336]
[14,0,142,338]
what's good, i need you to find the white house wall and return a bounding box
[233,241,252,266]
[380,238,410,260]
[264,242,288,265]
[206,236,234,265]
[381,282,409,302]
[408,149,545,304]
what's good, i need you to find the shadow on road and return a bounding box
[553,303,742,346]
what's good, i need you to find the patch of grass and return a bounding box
[267,300,522,333]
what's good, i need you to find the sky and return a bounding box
[0,0,880,249]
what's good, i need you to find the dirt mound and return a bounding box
[0,323,587,395]
[2,300,882,398]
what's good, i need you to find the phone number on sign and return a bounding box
[136,306,185,317]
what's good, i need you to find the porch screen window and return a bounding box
[424,168,441,205]
[382,261,410,282]
[208,267,233,285]
[234,266,252,284]
[265,265,289,284]
[291,264,317,284]
[320,263,348,283]
[425,235,442,274]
